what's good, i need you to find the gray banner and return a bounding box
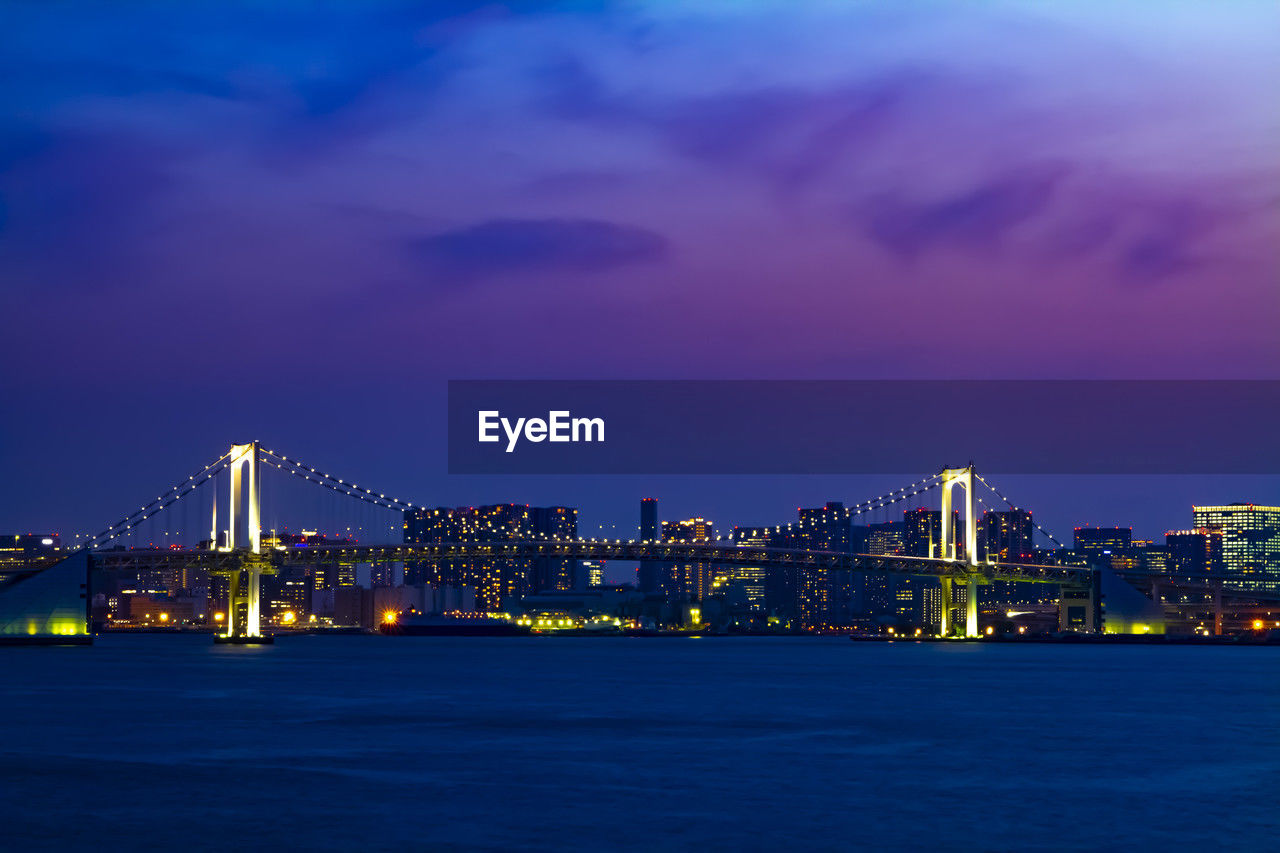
[448,380,1279,474]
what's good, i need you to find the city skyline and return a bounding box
[16,468,1280,541]
[10,458,1280,566]
[19,469,1278,594]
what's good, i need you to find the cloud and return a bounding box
[862,163,1070,257]
[855,162,1248,285]
[1116,201,1216,281]
[1036,180,1235,283]
[409,218,667,279]
[537,56,923,192]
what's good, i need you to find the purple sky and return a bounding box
[2,2,1277,555]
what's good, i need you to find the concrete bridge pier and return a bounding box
[214,557,272,644]
[939,577,952,637]
[966,576,979,638]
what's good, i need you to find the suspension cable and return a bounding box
[257,448,422,512]
[972,472,1065,548]
[81,449,234,550]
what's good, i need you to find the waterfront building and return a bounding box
[0,552,89,643]
[402,504,578,609]
[1192,504,1280,593]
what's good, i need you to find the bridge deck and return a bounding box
[82,540,1093,584]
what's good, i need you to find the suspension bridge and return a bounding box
[19,441,1274,644]
[11,441,1114,642]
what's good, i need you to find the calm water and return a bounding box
[2,635,1276,851]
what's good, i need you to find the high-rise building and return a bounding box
[862,520,903,616]
[728,526,770,611]
[403,504,578,609]
[981,510,1034,562]
[903,509,937,559]
[1165,529,1225,583]
[661,517,715,601]
[867,521,905,557]
[1132,541,1167,574]
[1073,526,1132,556]
[738,524,797,619]
[1191,505,1280,593]
[980,509,1045,607]
[896,509,953,626]
[640,499,658,541]
[792,502,854,629]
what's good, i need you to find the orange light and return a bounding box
[1254,620,1264,630]
[382,610,399,625]
[213,612,225,622]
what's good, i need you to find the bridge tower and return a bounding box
[213,441,271,643]
[937,464,981,638]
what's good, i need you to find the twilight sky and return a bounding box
[2,2,1277,552]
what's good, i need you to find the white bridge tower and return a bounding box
[212,442,267,641]
[936,464,981,638]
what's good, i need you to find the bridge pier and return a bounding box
[214,561,272,644]
[246,567,261,637]
[966,576,979,638]
[221,565,263,638]
[939,577,952,636]
[226,568,242,637]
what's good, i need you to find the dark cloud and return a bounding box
[0,3,566,153]
[538,58,922,191]
[863,163,1069,257]
[859,163,1240,284]
[1038,181,1232,283]
[1118,202,1214,281]
[655,77,918,177]
[409,218,667,278]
